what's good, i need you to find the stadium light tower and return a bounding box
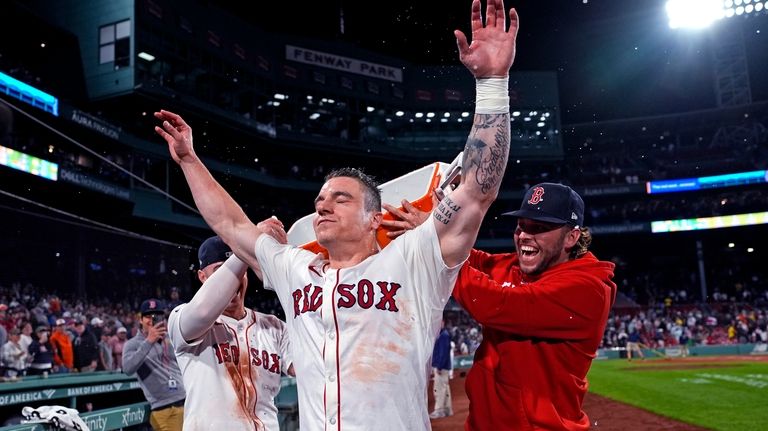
[667,0,768,29]
[666,0,725,29]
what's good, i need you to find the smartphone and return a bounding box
[151,314,165,326]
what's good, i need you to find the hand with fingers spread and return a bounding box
[455,0,519,78]
[154,109,197,164]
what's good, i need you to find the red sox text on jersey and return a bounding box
[212,342,282,374]
[292,279,402,317]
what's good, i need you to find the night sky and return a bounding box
[220,0,768,124]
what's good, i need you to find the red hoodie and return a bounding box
[453,250,616,431]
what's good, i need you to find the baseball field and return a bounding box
[429,355,768,431]
[586,355,768,431]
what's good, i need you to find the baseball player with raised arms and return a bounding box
[154,1,519,429]
[167,235,294,430]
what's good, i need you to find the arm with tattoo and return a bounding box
[435,0,519,267]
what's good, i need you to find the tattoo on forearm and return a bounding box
[434,197,461,225]
[463,114,510,194]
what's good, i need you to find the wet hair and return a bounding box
[569,226,592,259]
[324,167,382,213]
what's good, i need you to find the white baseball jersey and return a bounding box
[167,305,291,431]
[256,218,460,431]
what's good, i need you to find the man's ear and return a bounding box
[370,211,383,230]
[564,228,581,249]
[197,269,207,284]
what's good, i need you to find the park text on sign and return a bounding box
[286,45,403,83]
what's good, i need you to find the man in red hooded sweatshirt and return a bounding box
[383,182,616,430]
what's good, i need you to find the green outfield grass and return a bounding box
[587,358,768,431]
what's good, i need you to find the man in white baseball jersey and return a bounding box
[167,235,294,431]
[154,1,519,429]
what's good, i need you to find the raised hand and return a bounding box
[455,0,519,78]
[154,109,196,164]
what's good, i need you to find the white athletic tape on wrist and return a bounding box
[475,77,509,114]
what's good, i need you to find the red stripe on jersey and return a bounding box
[331,268,342,431]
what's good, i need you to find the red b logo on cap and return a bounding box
[528,186,545,205]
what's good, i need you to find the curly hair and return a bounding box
[324,167,382,213]
[569,226,592,259]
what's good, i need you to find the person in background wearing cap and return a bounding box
[167,234,294,430]
[49,318,74,373]
[122,298,185,431]
[27,326,54,376]
[89,317,105,337]
[72,317,99,373]
[383,182,616,430]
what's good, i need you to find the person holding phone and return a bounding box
[122,299,186,431]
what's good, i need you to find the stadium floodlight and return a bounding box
[138,51,155,61]
[666,0,724,29]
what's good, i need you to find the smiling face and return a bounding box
[514,218,580,275]
[313,176,380,250]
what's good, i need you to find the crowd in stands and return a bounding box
[0,278,288,381]
[1,263,767,380]
[603,301,768,352]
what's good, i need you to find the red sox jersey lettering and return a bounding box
[212,343,282,374]
[292,283,322,317]
[292,280,401,317]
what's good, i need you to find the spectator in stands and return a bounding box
[122,299,185,431]
[0,308,7,350]
[0,304,14,333]
[90,317,105,338]
[72,317,99,372]
[27,326,53,376]
[109,326,128,371]
[166,287,183,311]
[383,182,616,430]
[49,318,73,373]
[97,329,114,371]
[19,322,33,352]
[2,328,28,377]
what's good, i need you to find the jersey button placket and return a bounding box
[322,270,340,426]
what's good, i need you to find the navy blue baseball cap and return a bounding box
[139,298,165,315]
[198,236,233,269]
[503,183,584,227]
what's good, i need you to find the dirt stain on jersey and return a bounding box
[221,326,265,430]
